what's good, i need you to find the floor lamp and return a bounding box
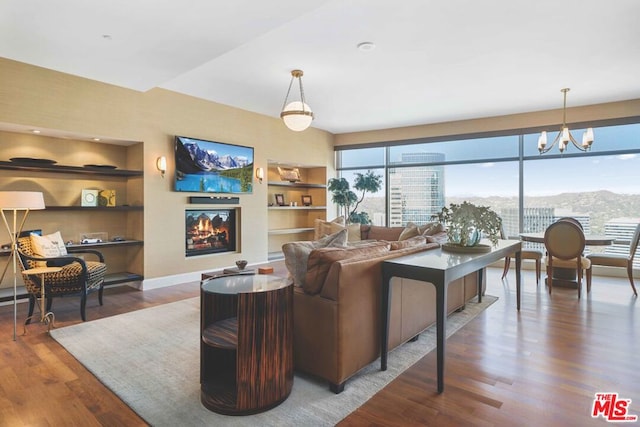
[0,191,45,340]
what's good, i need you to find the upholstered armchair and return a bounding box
[17,236,107,322]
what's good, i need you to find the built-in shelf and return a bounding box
[1,240,143,257]
[267,181,326,189]
[268,206,326,210]
[268,228,314,235]
[0,271,143,303]
[0,160,143,177]
[45,206,144,211]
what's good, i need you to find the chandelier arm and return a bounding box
[568,132,588,152]
[541,131,563,154]
[281,75,295,111]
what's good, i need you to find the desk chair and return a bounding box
[586,222,639,296]
[544,220,592,298]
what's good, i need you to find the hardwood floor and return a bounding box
[0,265,638,426]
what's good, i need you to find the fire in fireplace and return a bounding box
[185,209,237,257]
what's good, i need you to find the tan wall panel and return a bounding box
[0,57,334,283]
[334,99,640,146]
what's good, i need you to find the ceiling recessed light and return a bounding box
[93,137,101,141]
[357,42,376,52]
[102,35,112,40]
[31,129,41,134]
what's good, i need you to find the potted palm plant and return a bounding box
[434,201,502,251]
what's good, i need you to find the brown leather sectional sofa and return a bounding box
[292,225,484,393]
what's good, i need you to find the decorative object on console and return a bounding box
[174,135,254,194]
[0,191,46,340]
[434,201,502,252]
[156,156,167,178]
[98,190,116,207]
[301,195,312,206]
[277,166,301,182]
[538,88,594,154]
[280,69,314,132]
[235,260,248,270]
[275,194,285,206]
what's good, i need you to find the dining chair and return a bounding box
[500,226,542,284]
[586,222,640,296]
[557,216,584,229]
[544,220,592,298]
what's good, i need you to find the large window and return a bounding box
[336,121,640,266]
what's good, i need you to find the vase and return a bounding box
[449,227,481,247]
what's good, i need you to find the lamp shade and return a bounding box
[0,191,45,210]
[281,101,314,132]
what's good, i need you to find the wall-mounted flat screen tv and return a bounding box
[174,135,254,194]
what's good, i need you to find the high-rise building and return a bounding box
[388,153,445,226]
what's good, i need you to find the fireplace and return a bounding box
[185,209,237,257]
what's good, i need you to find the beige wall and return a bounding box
[335,99,640,146]
[0,57,334,287]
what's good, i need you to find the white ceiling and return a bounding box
[2,0,639,135]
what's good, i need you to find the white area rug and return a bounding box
[51,295,497,426]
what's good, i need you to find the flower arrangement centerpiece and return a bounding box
[434,201,502,251]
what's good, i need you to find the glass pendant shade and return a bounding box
[281,101,314,132]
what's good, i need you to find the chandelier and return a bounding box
[280,69,314,132]
[538,88,594,154]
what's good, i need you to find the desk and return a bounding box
[22,266,62,333]
[520,232,613,287]
[380,239,521,393]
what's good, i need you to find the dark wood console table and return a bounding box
[200,274,293,415]
[380,239,522,393]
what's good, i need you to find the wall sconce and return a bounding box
[255,167,264,184]
[156,156,167,178]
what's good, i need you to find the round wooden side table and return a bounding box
[200,274,293,415]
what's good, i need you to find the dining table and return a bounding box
[519,232,613,287]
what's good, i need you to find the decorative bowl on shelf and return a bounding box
[9,157,57,165]
[235,260,248,271]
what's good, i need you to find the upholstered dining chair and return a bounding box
[17,236,107,322]
[586,222,640,296]
[500,226,542,284]
[544,220,592,298]
[557,216,584,229]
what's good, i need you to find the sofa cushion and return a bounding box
[407,221,445,236]
[283,229,348,287]
[389,235,427,250]
[363,225,405,241]
[304,242,391,295]
[398,225,420,240]
[314,217,345,240]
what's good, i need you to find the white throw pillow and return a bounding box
[30,231,68,267]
